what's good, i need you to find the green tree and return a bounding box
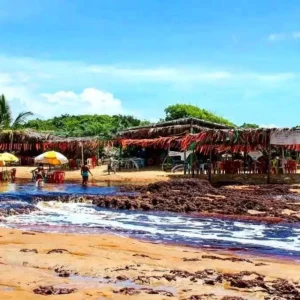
[0,94,33,129]
[164,104,235,126]
[23,114,148,137]
[239,123,259,129]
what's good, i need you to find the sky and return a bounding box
[1,0,300,127]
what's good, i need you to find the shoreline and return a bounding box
[4,221,300,261]
[0,227,299,300]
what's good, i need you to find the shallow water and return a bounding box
[1,183,300,259]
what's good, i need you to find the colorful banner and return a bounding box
[270,131,300,145]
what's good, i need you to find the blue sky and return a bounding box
[1,0,300,126]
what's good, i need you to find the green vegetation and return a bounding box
[164,104,235,126]
[21,103,236,136]
[239,123,260,129]
[1,92,266,136]
[0,95,33,129]
[23,114,149,137]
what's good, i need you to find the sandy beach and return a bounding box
[15,166,171,184]
[0,227,299,300]
[0,169,299,299]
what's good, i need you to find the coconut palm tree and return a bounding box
[0,94,33,150]
[0,94,33,129]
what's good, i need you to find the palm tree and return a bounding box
[0,94,33,129]
[0,94,33,150]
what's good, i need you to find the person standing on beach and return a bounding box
[81,161,93,186]
[107,156,116,175]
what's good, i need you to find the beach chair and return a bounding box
[53,171,65,184]
[287,160,297,174]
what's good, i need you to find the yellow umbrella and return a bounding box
[34,151,68,165]
[0,152,19,163]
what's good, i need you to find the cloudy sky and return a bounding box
[1,0,300,126]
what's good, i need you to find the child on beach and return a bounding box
[33,164,45,187]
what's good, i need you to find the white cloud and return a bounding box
[260,124,279,128]
[41,88,123,115]
[0,53,298,119]
[268,32,300,42]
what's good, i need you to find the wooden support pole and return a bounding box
[282,146,285,174]
[267,135,271,184]
[192,149,195,178]
[184,151,187,175]
[118,144,122,171]
[80,142,84,166]
[190,120,194,177]
[208,145,213,183]
[243,144,247,174]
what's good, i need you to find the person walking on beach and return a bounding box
[81,161,93,186]
[107,156,116,175]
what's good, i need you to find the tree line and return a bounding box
[1,94,265,137]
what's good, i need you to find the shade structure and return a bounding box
[0,152,19,163]
[34,151,68,165]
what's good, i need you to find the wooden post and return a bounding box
[184,151,187,175]
[282,146,285,174]
[267,135,271,184]
[243,144,247,174]
[190,120,194,177]
[80,142,84,166]
[208,145,213,183]
[118,144,122,171]
[192,149,195,178]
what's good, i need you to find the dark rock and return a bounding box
[22,232,36,235]
[114,287,141,295]
[33,285,76,295]
[202,255,253,264]
[163,274,176,282]
[116,275,129,281]
[204,279,216,285]
[183,258,201,262]
[20,249,38,254]
[47,249,69,254]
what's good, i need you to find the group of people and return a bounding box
[32,156,117,187]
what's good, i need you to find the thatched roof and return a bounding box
[119,128,300,153]
[0,129,109,153]
[118,117,233,139]
[0,129,104,143]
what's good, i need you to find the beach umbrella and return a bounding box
[0,153,18,178]
[34,151,68,165]
[0,152,19,163]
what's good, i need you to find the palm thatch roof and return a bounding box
[0,129,104,143]
[119,128,300,153]
[118,117,233,139]
[0,129,109,153]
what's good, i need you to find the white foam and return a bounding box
[4,201,300,254]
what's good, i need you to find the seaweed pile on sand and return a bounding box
[91,179,300,223]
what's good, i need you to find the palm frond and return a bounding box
[0,94,13,128]
[11,111,33,128]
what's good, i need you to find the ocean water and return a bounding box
[0,183,300,258]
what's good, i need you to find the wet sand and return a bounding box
[0,228,299,300]
[15,166,171,184]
